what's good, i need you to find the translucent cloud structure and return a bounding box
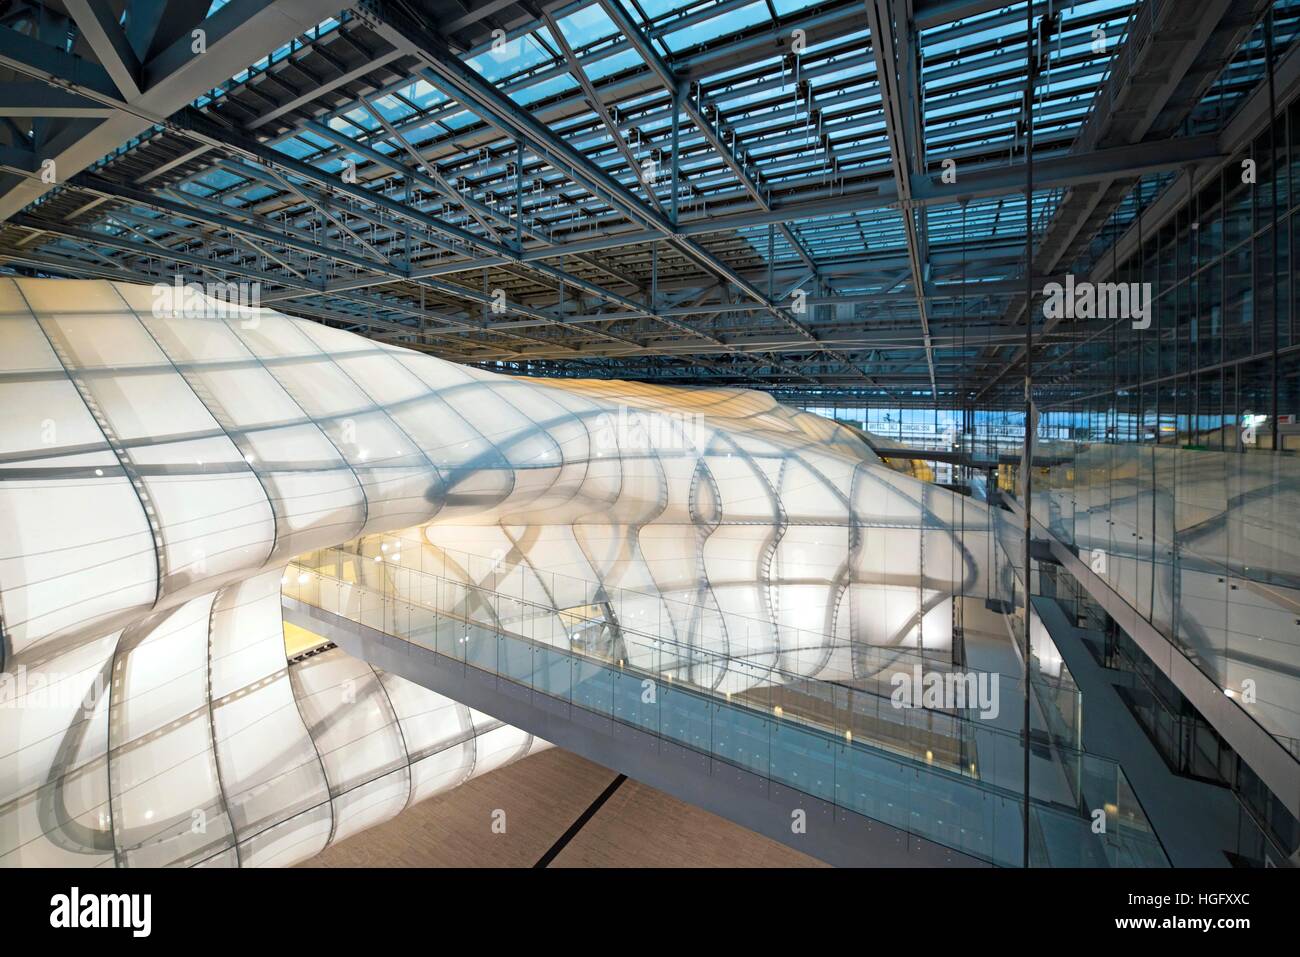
[1,564,543,867]
[379,375,999,694]
[0,278,997,866]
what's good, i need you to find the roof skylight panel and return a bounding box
[468,31,555,83]
[555,4,620,46]
[507,73,581,108]
[328,111,374,136]
[660,1,771,52]
[584,47,648,82]
[397,80,444,111]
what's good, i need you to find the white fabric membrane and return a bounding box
[0,279,997,866]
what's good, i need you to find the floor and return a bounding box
[301,748,825,868]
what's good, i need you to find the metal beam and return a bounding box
[595,0,877,386]
[540,7,664,214]
[354,0,826,383]
[973,0,1266,400]
[0,0,343,221]
[0,83,115,118]
[66,0,143,100]
[865,0,937,397]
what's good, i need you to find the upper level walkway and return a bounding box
[282,548,1167,867]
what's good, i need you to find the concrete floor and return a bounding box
[301,748,825,868]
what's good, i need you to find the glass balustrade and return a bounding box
[1006,441,1300,759]
[282,545,1167,867]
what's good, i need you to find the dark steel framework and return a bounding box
[0,0,1294,411]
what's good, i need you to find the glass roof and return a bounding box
[10,0,1295,402]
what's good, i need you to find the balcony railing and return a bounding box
[283,545,1167,867]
